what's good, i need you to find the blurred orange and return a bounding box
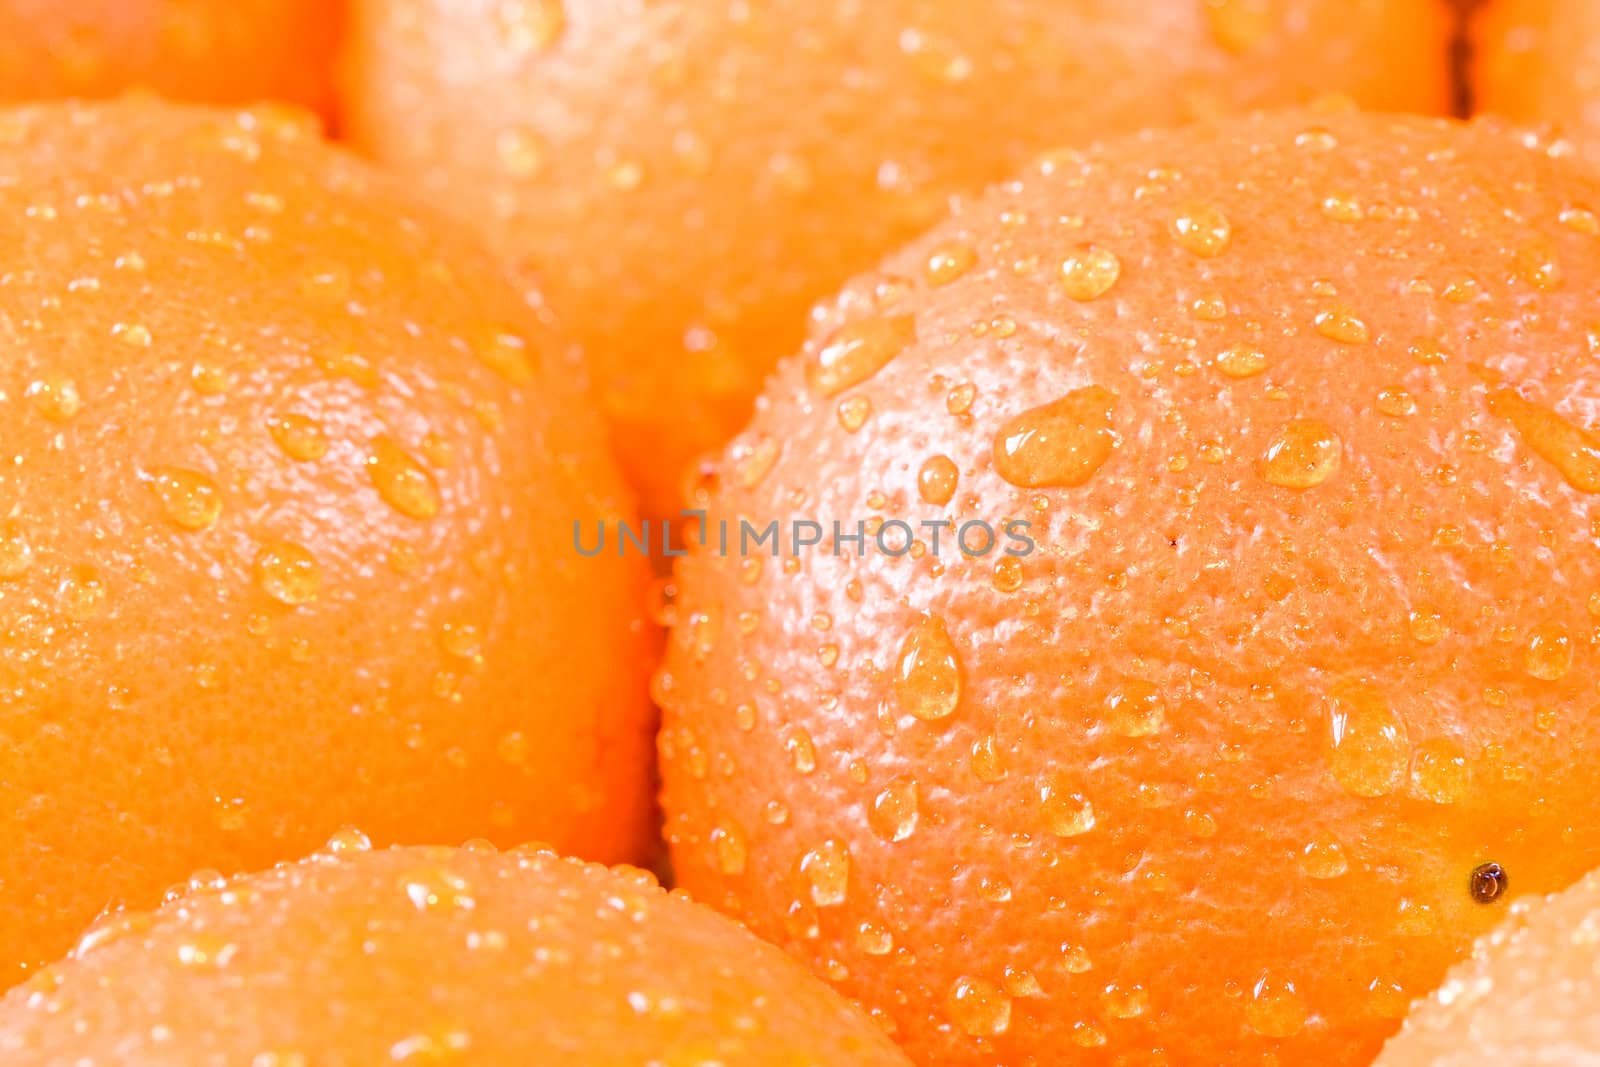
[0,1,340,117]
[0,99,656,986]
[1472,0,1600,153]
[657,109,1600,1064]
[340,0,1454,518]
[0,841,914,1065]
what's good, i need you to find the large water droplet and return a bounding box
[948,976,1012,1037]
[1326,681,1409,797]
[1489,387,1600,492]
[993,385,1117,488]
[1261,419,1341,489]
[894,615,962,721]
[798,840,850,907]
[146,467,223,531]
[368,436,442,519]
[807,315,915,397]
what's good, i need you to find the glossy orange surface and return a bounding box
[657,109,1600,1064]
[0,99,656,986]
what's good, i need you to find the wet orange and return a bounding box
[0,1,339,117]
[0,99,655,986]
[1472,0,1600,152]
[340,0,1453,518]
[0,840,913,1065]
[1376,864,1600,1065]
[656,109,1600,1064]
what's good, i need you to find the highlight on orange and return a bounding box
[1472,0,1600,153]
[0,98,655,986]
[0,840,914,1066]
[339,0,1454,518]
[1376,864,1600,1065]
[654,109,1600,1065]
[0,1,339,117]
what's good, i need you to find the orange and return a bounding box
[1376,864,1600,1065]
[0,839,914,1065]
[1472,0,1600,152]
[655,109,1600,1065]
[340,0,1454,519]
[0,99,655,987]
[0,1,340,117]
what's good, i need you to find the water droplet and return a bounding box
[711,822,747,876]
[175,933,237,970]
[918,454,960,504]
[1170,203,1231,257]
[401,868,476,913]
[1246,973,1307,1037]
[926,241,978,286]
[836,394,872,432]
[785,728,818,775]
[1261,418,1342,489]
[26,377,81,421]
[992,555,1024,593]
[60,568,107,620]
[1216,345,1267,378]
[1101,982,1149,1019]
[0,522,33,580]
[113,322,153,347]
[993,385,1117,488]
[1040,778,1096,837]
[255,541,321,606]
[894,614,961,721]
[1408,609,1445,644]
[146,467,223,531]
[368,436,442,519]
[1327,681,1409,797]
[807,315,915,397]
[323,827,372,853]
[1059,243,1121,301]
[1411,739,1469,804]
[869,778,920,842]
[856,921,894,955]
[1524,622,1573,680]
[1314,305,1370,345]
[798,840,850,906]
[1105,680,1166,738]
[1489,387,1600,492]
[971,735,1006,782]
[948,976,1012,1037]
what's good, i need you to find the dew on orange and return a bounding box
[0,840,913,1065]
[0,1,339,116]
[0,98,655,986]
[340,0,1454,518]
[656,110,1600,1064]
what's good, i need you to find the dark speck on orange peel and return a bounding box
[656,110,1600,1065]
[0,838,914,1065]
[0,99,655,987]
[0,1,339,118]
[340,0,1453,518]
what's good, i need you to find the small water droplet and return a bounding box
[926,241,978,286]
[869,778,920,842]
[1216,345,1267,378]
[1170,203,1231,257]
[993,385,1117,488]
[948,976,1012,1037]
[368,436,442,519]
[270,415,329,460]
[711,822,747,876]
[1314,305,1370,345]
[175,933,237,970]
[808,315,915,397]
[1105,681,1166,738]
[146,467,223,531]
[0,522,33,580]
[1327,681,1409,797]
[26,377,81,421]
[255,541,321,606]
[401,868,476,913]
[1101,982,1149,1019]
[1040,778,1096,837]
[1524,622,1573,680]
[917,454,960,505]
[1246,973,1307,1037]
[1059,244,1121,301]
[798,840,850,906]
[894,614,962,721]
[1411,739,1469,804]
[1261,418,1342,489]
